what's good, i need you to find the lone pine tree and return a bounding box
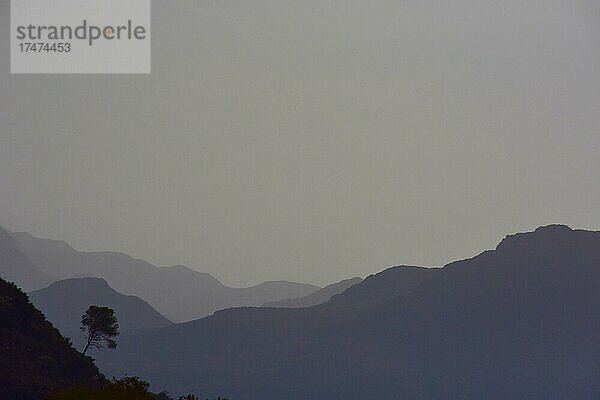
[80,305,119,356]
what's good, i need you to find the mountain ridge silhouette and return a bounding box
[93,225,600,399]
[8,231,319,322]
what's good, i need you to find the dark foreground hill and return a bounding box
[0,277,104,400]
[30,277,172,348]
[263,277,362,308]
[10,231,319,322]
[95,225,600,399]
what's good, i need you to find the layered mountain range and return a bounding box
[2,224,599,399]
[4,228,320,322]
[263,276,362,308]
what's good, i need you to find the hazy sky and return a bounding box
[1,0,599,286]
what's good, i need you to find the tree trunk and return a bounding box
[82,338,92,355]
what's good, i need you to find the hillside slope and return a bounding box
[328,265,435,306]
[0,277,105,400]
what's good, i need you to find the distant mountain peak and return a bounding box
[534,224,573,233]
[45,276,111,290]
[496,224,582,251]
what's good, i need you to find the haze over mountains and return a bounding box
[93,225,600,399]
[0,227,50,291]
[2,224,599,398]
[263,277,362,308]
[7,230,319,322]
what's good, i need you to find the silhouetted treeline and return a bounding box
[48,378,227,400]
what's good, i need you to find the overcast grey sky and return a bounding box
[1,0,599,286]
